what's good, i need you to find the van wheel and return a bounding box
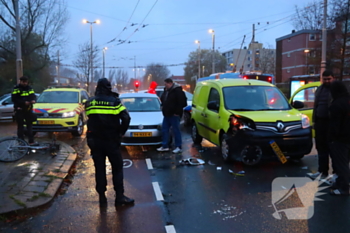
[72,116,84,137]
[191,123,202,144]
[241,145,263,166]
[220,135,231,162]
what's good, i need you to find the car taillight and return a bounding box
[268,77,272,82]
[243,76,248,79]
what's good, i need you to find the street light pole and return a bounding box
[195,40,201,79]
[320,0,327,81]
[102,47,107,78]
[83,19,100,91]
[14,0,23,83]
[209,29,215,74]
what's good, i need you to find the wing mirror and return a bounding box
[292,100,304,109]
[207,101,219,111]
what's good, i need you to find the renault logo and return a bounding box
[277,122,284,132]
[43,113,49,118]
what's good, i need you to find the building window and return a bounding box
[287,69,290,73]
[247,64,250,68]
[309,34,316,41]
[247,57,251,61]
[287,53,291,58]
[288,38,291,42]
[319,34,322,41]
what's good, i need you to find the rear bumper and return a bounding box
[227,127,313,158]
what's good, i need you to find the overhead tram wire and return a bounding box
[104,0,140,45]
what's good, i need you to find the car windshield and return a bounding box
[184,91,193,101]
[120,97,161,112]
[223,86,290,111]
[36,91,79,103]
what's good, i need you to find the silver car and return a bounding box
[0,93,40,121]
[120,93,163,146]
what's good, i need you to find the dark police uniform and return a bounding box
[85,78,133,206]
[11,82,36,143]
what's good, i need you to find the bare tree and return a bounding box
[0,0,69,66]
[143,63,170,88]
[292,0,334,30]
[258,45,276,75]
[116,69,129,91]
[73,42,100,92]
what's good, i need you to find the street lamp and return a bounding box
[304,49,310,74]
[195,40,201,79]
[208,29,215,74]
[83,19,100,88]
[102,47,108,78]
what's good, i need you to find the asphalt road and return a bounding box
[0,121,349,233]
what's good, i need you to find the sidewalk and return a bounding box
[0,138,77,215]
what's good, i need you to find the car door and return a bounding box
[290,85,318,121]
[0,95,14,120]
[203,87,221,145]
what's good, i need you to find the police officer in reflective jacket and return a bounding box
[85,78,134,206]
[11,76,37,144]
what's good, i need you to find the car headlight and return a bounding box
[230,116,254,131]
[62,111,76,118]
[301,114,310,128]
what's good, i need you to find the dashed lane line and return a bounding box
[146,158,153,170]
[152,181,164,201]
[165,225,176,233]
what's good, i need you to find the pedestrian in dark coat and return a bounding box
[329,81,350,195]
[157,78,187,153]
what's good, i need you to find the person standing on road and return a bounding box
[85,78,134,206]
[11,76,37,145]
[157,78,187,153]
[328,81,350,196]
[307,70,335,179]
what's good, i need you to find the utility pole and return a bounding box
[134,56,136,80]
[320,0,327,81]
[251,24,255,72]
[234,35,246,72]
[14,0,23,83]
[57,50,60,84]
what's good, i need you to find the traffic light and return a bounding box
[134,80,140,88]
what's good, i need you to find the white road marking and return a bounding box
[165,225,176,233]
[146,158,153,170]
[152,182,164,201]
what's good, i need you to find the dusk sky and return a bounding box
[62,0,311,79]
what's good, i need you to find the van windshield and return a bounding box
[223,86,290,111]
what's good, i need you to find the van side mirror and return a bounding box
[292,100,304,109]
[207,101,219,111]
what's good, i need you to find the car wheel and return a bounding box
[220,135,231,162]
[240,145,263,166]
[191,122,202,144]
[183,112,191,126]
[71,116,84,137]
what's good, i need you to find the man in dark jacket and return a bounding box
[85,78,134,206]
[157,78,187,153]
[328,81,350,195]
[11,76,37,144]
[307,70,335,179]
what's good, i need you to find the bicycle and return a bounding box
[0,135,60,162]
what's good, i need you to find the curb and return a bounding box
[0,140,77,215]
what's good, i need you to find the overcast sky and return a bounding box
[62,0,310,79]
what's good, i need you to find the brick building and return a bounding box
[276,29,322,83]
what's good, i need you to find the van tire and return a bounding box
[191,123,202,144]
[220,134,232,162]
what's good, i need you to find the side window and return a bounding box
[292,87,317,109]
[5,96,13,104]
[207,88,220,112]
[80,91,89,103]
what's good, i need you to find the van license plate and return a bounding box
[132,132,152,137]
[38,120,54,124]
[270,140,287,164]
